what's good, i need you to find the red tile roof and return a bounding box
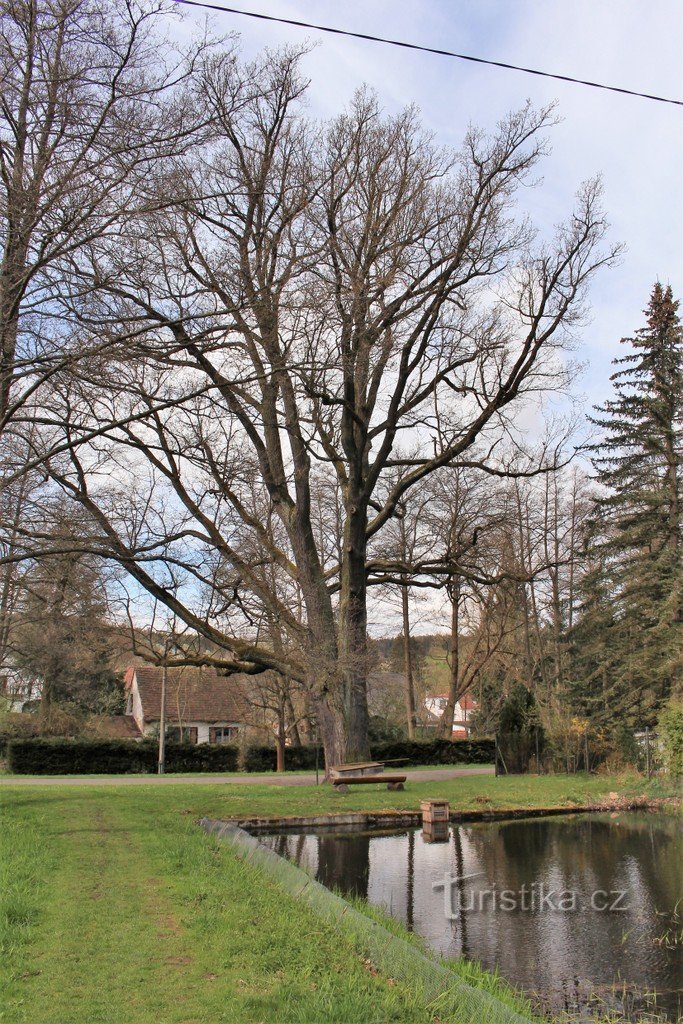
[95,715,142,739]
[126,666,249,724]
[430,691,478,709]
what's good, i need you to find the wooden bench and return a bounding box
[332,774,407,794]
[329,761,384,780]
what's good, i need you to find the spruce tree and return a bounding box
[583,283,682,725]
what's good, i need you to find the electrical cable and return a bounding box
[171,0,683,108]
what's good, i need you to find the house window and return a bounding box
[126,692,133,715]
[210,726,238,744]
[164,726,198,744]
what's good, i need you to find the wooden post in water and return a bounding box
[421,799,450,843]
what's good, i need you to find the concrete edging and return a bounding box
[217,799,653,833]
[201,816,533,1024]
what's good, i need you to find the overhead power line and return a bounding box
[171,0,683,108]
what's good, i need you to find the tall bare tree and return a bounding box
[0,0,218,691]
[44,49,616,765]
[0,0,211,464]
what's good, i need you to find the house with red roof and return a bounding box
[123,665,248,744]
[424,691,478,738]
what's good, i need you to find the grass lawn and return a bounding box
[89,769,675,821]
[0,774,676,1024]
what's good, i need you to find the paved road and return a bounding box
[0,765,494,786]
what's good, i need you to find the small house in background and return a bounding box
[424,692,478,738]
[0,668,39,712]
[123,665,248,744]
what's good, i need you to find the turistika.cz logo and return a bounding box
[433,872,629,918]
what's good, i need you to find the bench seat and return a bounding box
[332,774,407,793]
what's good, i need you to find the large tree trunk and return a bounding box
[275,701,286,772]
[313,686,347,772]
[287,527,352,770]
[337,505,370,762]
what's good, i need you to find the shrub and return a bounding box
[368,715,406,743]
[371,738,495,766]
[242,744,319,772]
[6,737,238,775]
[658,699,683,777]
[242,738,494,771]
[0,713,41,757]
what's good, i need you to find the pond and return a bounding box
[260,812,682,1021]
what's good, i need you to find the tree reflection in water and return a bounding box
[259,814,682,1021]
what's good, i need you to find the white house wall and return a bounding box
[130,676,144,733]
[141,721,240,743]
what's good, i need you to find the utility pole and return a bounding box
[158,638,169,775]
[401,578,416,739]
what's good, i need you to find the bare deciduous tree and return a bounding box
[44,49,616,765]
[0,0,211,461]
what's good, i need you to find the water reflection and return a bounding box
[260,813,682,1021]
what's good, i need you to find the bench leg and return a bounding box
[387,782,404,791]
[334,783,349,794]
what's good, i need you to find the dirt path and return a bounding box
[0,765,494,786]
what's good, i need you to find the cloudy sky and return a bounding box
[169,1,681,635]
[172,0,683,408]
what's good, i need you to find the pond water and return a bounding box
[260,812,682,1021]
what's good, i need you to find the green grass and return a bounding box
[0,784,542,1024]
[0,762,492,781]
[0,774,677,1024]
[106,769,674,821]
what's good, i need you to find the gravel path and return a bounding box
[0,765,494,786]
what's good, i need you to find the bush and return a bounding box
[6,737,238,775]
[372,737,495,766]
[242,738,494,771]
[0,713,41,757]
[658,699,683,777]
[242,744,319,772]
[7,735,493,774]
[165,742,239,773]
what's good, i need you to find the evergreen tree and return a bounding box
[581,283,683,725]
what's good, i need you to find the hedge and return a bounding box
[6,735,494,774]
[242,738,495,772]
[242,744,319,772]
[371,738,494,766]
[6,737,238,775]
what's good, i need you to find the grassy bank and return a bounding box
[0,775,677,1024]
[236,770,673,819]
[0,785,538,1024]
[68,769,676,820]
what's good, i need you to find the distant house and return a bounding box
[0,668,39,712]
[424,692,478,738]
[123,665,248,744]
